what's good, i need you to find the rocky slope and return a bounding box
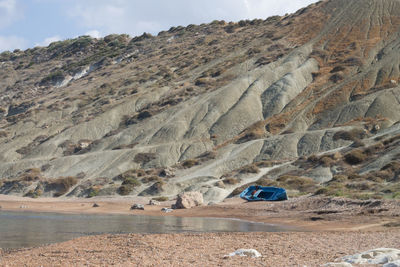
[0,0,399,202]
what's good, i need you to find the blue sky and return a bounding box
[0,0,318,52]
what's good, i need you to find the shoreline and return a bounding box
[1,194,399,231]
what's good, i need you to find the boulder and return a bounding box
[130,203,144,210]
[340,248,400,265]
[174,191,203,209]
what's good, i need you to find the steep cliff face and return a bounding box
[0,0,399,202]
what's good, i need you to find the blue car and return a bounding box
[240,186,288,201]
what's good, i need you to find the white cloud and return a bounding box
[35,35,62,47]
[85,30,102,39]
[67,0,319,37]
[0,35,27,52]
[0,0,21,29]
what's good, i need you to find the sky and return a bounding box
[0,0,318,52]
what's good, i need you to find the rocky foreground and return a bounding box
[1,231,399,266]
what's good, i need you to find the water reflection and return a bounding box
[0,211,291,249]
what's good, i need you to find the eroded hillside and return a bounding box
[0,0,399,202]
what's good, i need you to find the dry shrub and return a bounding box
[351,140,365,148]
[329,74,344,83]
[343,57,363,66]
[118,185,133,195]
[118,177,141,195]
[364,142,384,155]
[333,128,366,141]
[255,177,277,187]
[344,150,367,165]
[236,132,264,143]
[194,77,211,86]
[365,173,385,183]
[24,188,42,198]
[0,131,8,138]
[122,177,141,186]
[381,161,400,173]
[112,143,138,150]
[48,177,78,197]
[223,177,240,185]
[255,161,273,168]
[383,134,400,146]
[134,153,156,164]
[152,196,168,202]
[238,164,260,174]
[196,151,217,161]
[320,156,334,167]
[181,159,199,169]
[142,176,162,183]
[19,168,42,182]
[314,182,345,197]
[230,185,249,196]
[307,154,319,163]
[330,175,348,183]
[141,181,166,196]
[87,187,100,198]
[330,66,346,73]
[345,181,374,191]
[276,175,317,192]
[113,169,137,180]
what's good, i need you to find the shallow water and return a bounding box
[0,211,292,249]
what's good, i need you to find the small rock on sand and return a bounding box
[131,204,144,210]
[149,200,160,206]
[224,249,261,258]
[92,203,100,208]
[323,263,353,267]
[161,208,173,213]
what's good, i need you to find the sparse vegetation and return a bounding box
[181,159,200,169]
[118,177,141,196]
[40,70,65,86]
[47,177,78,197]
[344,150,367,165]
[238,164,260,174]
[152,196,168,202]
[333,129,367,141]
[223,177,240,185]
[134,153,157,165]
[87,187,100,198]
[24,188,42,198]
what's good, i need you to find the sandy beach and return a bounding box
[1,231,400,266]
[0,195,399,266]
